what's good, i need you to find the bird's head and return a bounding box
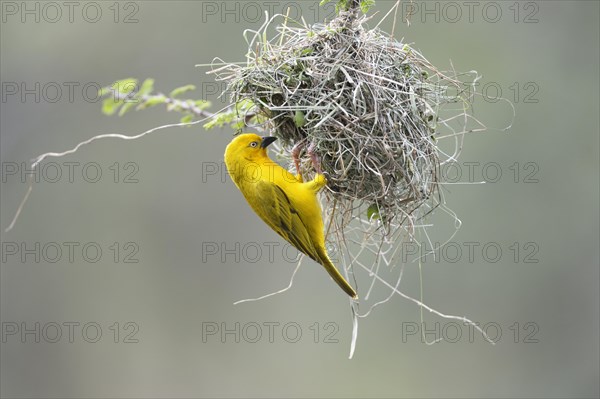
[224,133,277,164]
[224,133,278,185]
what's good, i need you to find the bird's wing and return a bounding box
[253,180,321,263]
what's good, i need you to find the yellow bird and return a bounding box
[224,133,358,299]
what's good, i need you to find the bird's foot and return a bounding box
[310,173,327,192]
[291,139,307,182]
[307,141,323,174]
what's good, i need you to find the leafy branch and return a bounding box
[99,78,211,124]
[98,78,264,131]
[320,0,375,13]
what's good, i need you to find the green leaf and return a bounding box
[180,114,194,124]
[360,0,375,13]
[203,99,258,130]
[406,157,414,174]
[231,120,245,130]
[112,78,138,94]
[118,101,136,116]
[169,84,196,98]
[98,86,111,98]
[137,95,167,110]
[194,99,211,110]
[294,110,306,127]
[137,78,155,97]
[204,112,232,130]
[102,98,123,116]
[367,203,380,220]
[203,119,217,130]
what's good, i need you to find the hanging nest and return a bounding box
[211,10,476,233]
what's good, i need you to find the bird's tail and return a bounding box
[317,248,358,299]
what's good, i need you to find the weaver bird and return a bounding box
[224,133,358,299]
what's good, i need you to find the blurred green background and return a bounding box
[1,1,598,397]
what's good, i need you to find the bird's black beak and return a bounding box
[260,136,277,148]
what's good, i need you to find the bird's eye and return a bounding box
[249,141,258,148]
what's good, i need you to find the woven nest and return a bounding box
[213,11,473,232]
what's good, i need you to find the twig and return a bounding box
[233,257,303,305]
[5,119,204,233]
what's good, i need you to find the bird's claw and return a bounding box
[307,141,322,174]
[291,139,307,177]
